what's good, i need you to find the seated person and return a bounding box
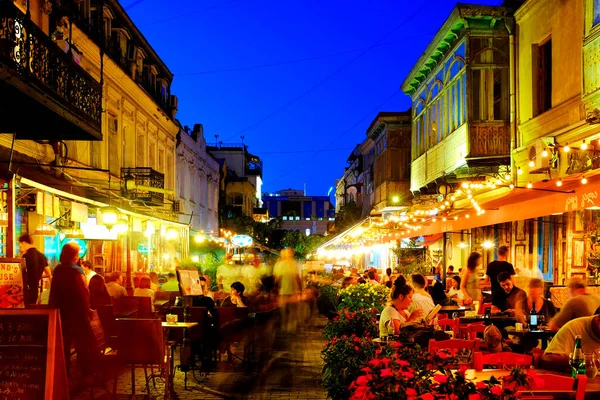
[134,276,155,311]
[548,278,600,331]
[160,272,180,292]
[491,271,526,316]
[105,271,127,299]
[199,276,214,299]
[541,315,600,373]
[89,274,112,309]
[429,278,447,305]
[409,274,435,315]
[516,278,557,327]
[446,276,464,300]
[379,275,424,337]
[220,281,247,308]
[483,325,511,354]
[341,276,356,289]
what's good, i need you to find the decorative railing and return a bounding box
[469,122,510,158]
[121,167,165,206]
[0,0,101,128]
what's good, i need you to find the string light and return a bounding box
[527,181,533,189]
[582,176,588,185]
[563,143,570,153]
[462,182,469,189]
[495,179,502,185]
[454,216,458,220]
[581,140,588,150]
[542,149,549,157]
[517,167,523,175]
[557,179,563,187]
[465,214,470,219]
[528,160,535,168]
[509,183,515,189]
[505,174,511,180]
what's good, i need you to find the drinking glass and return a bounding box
[585,353,598,379]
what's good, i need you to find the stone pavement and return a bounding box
[72,316,328,400]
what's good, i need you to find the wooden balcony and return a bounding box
[0,0,101,141]
[468,121,511,164]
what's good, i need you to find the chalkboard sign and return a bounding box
[0,258,26,308]
[0,309,69,400]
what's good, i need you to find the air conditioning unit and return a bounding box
[528,137,557,174]
[172,200,183,213]
[168,95,178,110]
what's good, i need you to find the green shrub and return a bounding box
[338,284,389,313]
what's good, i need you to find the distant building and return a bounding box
[263,189,334,235]
[335,145,364,212]
[176,124,219,234]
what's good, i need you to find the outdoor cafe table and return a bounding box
[439,306,470,316]
[507,329,558,349]
[162,322,198,389]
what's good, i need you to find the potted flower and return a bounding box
[338,283,390,313]
[323,308,379,341]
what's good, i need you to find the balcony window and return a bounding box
[136,134,145,165]
[108,115,120,176]
[533,39,552,116]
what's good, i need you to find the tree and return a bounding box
[282,230,328,260]
[334,199,362,232]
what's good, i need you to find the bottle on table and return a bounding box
[570,335,586,378]
[529,300,538,331]
[386,320,395,339]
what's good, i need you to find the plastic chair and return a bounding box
[480,302,492,315]
[481,352,533,368]
[116,318,172,395]
[467,322,486,340]
[517,373,587,400]
[438,318,458,335]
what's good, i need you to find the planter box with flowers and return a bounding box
[338,283,390,313]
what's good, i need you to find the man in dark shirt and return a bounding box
[492,271,527,315]
[19,234,51,305]
[485,246,515,295]
[49,242,93,376]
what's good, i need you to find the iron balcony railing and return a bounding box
[121,167,165,206]
[0,0,102,129]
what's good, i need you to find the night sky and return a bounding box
[125,0,502,198]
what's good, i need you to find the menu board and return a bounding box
[0,309,69,400]
[177,270,202,296]
[0,258,26,308]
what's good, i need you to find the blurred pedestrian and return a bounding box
[274,248,303,334]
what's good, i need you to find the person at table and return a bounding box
[492,271,527,316]
[148,271,159,292]
[379,275,424,337]
[461,252,483,305]
[89,274,111,309]
[382,268,393,286]
[81,261,97,285]
[160,272,180,292]
[409,274,435,314]
[367,270,379,285]
[105,271,127,299]
[221,281,247,308]
[199,276,214,298]
[485,246,515,297]
[516,278,556,327]
[134,276,155,311]
[548,278,600,331]
[446,275,464,300]
[541,315,600,373]
[484,325,512,353]
[341,276,356,289]
[447,265,456,277]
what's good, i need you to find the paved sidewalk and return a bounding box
[72,317,327,400]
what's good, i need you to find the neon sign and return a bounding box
[231,234,253,247]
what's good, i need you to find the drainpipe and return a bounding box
[506,16,517,170]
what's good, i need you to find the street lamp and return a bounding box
[166,227,179,240]
[100,206,119,229]
[392,195,400,203]
[113,218,129,235]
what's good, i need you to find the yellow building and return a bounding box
[0,0,187,278]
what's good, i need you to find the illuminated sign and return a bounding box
[80,217,118,240]
[231,234,253,247]
[60,238,88,258]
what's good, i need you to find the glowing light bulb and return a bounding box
[563,143,570,153]
[454,216,458,220]
[442,217,447,221]
[557,179,563,187]
[581,141,588,150]
[542,149,549,158]
[505,174,511,181]
[450,195,456,201]
[527,182,532,189]
[509,184,515,189]
[462,182,469,189]
[582,176,588,185]
[481,210,486,214]
[444,201,450,206]
[528,160,535,168]
[465,214,470,219]
[517,167,523,175]
[495,179,502,185]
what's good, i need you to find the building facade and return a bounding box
[262,189,333,235]
[176,124,219,235]
[0,0,187,280]
[335,145,364,212]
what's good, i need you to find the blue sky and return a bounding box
[126,0,502,196]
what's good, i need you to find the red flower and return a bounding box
[375,349,382,355]
[355,375,370,386]
[476,381,487,390]
[354,336,361,343]
[438,351,448,359]
[434,374,448,383]
[491,386,503,396]
[406,388,417,396]
[398,360,410,367]
[371,308,377,314]
[420,394,435,400]
[368,359,381,367]
[380,368,393,377]
[380,357,391,366]
[360,367,372,373]
[468,394,481,400]
[391,341,402,348]
[402,371,415,379]
[355,346,360,351]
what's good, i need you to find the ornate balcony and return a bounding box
[468,122,511,162]
[0,0,102,140]
[121,167,165,206]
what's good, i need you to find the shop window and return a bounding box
[534,39,552,116]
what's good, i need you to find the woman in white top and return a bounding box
[446,275,465,300]
[133,276,155,311]
[379,275,424,337]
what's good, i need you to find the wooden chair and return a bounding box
[481,352,533,368]
[95,304,118,349]
[115,318,172,395]
[467,322,486,340]
[517,374,587,400]
[114,296,154,319]
[438,318,458,336]
[87,310,120,397]
[215,307,250,362]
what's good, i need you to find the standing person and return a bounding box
[48,243,93,376]
[81,260,97,285]
[461,252,483,305]
[18,234,51,305]
[548,278,600,330]
[485,246,515,296]
[105,271,127,299]
[274,248,303,334]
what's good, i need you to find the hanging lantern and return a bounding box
[100,206,119,228]
[113,218,129,235]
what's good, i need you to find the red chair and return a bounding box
[428,338,479,353]
[481,352,533,368]
[480,302,492,315]
[467,322,486,340]
[517,373,587,400]
[438,318,458,335]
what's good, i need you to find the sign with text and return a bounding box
[0,258,25,308]
[177,270,202,296]
[565,190,599,211]
[0,309,69,399]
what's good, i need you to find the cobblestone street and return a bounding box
[72,317,327,400]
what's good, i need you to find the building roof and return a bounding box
[401,3,512,96]
[366,110,411,140]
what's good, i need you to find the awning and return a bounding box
[316,217,371,251]
[420,233,443,247]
